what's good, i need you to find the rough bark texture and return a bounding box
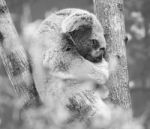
[0,0,40,107]
[93,0,132,109]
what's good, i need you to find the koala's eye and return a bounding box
[65,46,72,51]
[63,35,74,52]
[64,42,74,52]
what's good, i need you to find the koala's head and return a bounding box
[61,9,106,63]
[40,9,111,85]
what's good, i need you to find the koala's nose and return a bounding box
[89,47,106,63]
[91,47,106,59]
[99,47,106,58]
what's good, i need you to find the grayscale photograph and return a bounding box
[0,0,149,129]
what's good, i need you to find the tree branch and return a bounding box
[0,0,40,108]
[93,0,132,109]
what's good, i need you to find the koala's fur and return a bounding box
[26,8,116,120]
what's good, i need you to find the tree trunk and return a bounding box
[0,0,40,107]
[93,0,132,109]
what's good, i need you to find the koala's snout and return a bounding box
[76,39,106,63]
[91,47,106,59]
[88,46,106,63]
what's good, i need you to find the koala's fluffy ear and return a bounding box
[61,10,93,33]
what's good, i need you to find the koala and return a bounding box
[0,8,116,121]
[27,9,106,97]
[25,8,116,120]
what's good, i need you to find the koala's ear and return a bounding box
[61,11,93,33]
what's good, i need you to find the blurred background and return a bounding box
[0,0,150,127]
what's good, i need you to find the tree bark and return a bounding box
[0,0,40,107]
[93,0,132,109]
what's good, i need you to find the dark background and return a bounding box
[3,0,150,119]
